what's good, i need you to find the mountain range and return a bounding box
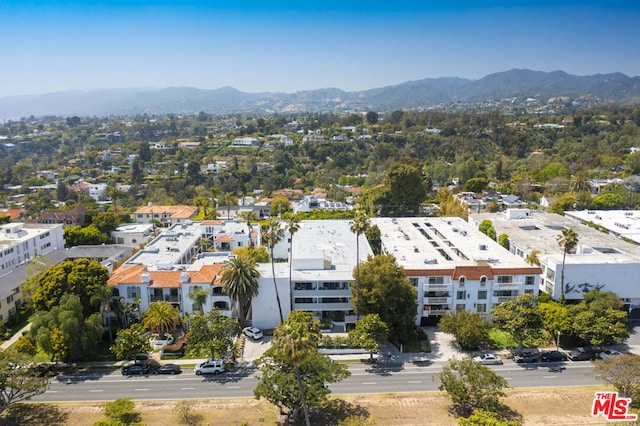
[2,69,640,119]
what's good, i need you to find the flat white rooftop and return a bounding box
[564,210,640,244]
[372,216,533,270]
[471,210,640,266]
[124,222,202,269]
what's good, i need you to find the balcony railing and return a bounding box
[423,283,452,291]
[423,297,451,304]
[149,295,180,303]
[422,309,449,317]
[495,296,517,303]
[494,283,520,290]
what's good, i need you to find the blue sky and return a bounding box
[1,1,639,96]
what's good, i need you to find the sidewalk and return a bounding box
[0,322,31,351]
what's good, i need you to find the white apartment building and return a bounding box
[111,223,155,246]
[292,195,350,214]
[469,209,640,317]
[251,220,372,330]
[372,217,542,326]
[0,223,66,321]
[87,182,108,201]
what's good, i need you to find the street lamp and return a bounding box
[556,330,561,351]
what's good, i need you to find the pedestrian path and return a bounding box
[0,322,31,351]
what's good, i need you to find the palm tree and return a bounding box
[272,311,321,426]
[221,256,260,328]
[262,219,285,323]
[188,287,210,314]
[556,228,579,301]
[571,176,591,194]
[525,249,541,266]
[241,211,259,248]
[108,185,121,215]
[142,301,179,338]
[224,192,235,219]
[350,211,370,321]
[285,215,301,312]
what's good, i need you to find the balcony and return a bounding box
[494,296,517,303]
[423,297,452,304]
[423,283,452,291]
[293,288,350,297]
[422,309,449,317]
[294,302,351,311]
[149,295,180,303]
[494,282,520,291]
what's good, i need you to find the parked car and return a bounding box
[513,352,538,363]
[153,363,182,375]
[121,364,150,376]
[599,349,622,359]
[473,353,503,365]
[242,327,263,340]
[539,351,567,362]
[567,347,597,361]
[194,359,226,375]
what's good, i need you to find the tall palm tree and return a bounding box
[556,228,579,301]
[525,249,541,266]
[142,301,179,338]
[272,311,321,426]
[350,211,370,321]
[262,219,285,323]
[224,192,235,219]
[107,185,121,215]
[188,287,210,314]
[285,215,301,312]
[221,256,260,328]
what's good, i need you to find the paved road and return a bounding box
[31,360,604,403]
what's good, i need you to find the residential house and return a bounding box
[132,205,198,226]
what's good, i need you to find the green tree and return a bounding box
[439,310,493,351]
[232,246,270,264]
[458,410,521,426]
[185,310,241,360]
[64,224,109,246]
[188,287,210,315]
[538,301,572,347]
[350,211,370,320]
[437,357,510,418]
[490,294,543,351]
[270,195,291,217]
[549,194,576,215]
[221,256,260,328]
[30,294,103,361]
[142,301,179,338]
[365,111,379,125]
[271,311,321,426]
[91,212,121,235]
[94,398,143,426]
[355,254,417,342]
[524,249,541,266]
[348,314,390,361]
[255,312,350,423]
[0,352,49,414]
[32,258,110,318]
[593,354,640,408]
[497,234,509,250]
[110,323,152,361]
[463,177,487,193]
[185,161,203,186]
[223,192,236,219]
[380,162,427,216]
[262,219,285,323]
[570,290,629,346]
[556,228,578,301]
[365,224,381,256]
[56,179,68,201]
[591,192,624,209]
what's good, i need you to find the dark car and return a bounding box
[567,347,596,361]
[539,351,567,362]
[121,364,150,376]
[513,352,538,363]
[153,364,182,375]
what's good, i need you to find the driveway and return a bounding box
[242,335,272,362]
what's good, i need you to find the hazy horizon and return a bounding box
[2,0,640,97]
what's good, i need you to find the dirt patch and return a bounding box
[3,386,614,425]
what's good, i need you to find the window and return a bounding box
[525,276,535,286]
[459,277,465,286]
[497,276,513,284]
[455,303,466,312]
[127,286,140,299]
[456,291,466,300]
[429,276,444,284]
[409,278,419,287]
[477,290,487,300]
[476,303,487,313]
[480,276,487,286]
[525,289,534,294]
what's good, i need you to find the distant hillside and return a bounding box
[1,69,640,118]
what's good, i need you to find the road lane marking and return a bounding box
[89,390,103,392]
[135,388,150,391]
[362,382,377,385]
[408,381,421,384]
[227,386,241,388]
[543,376,557,379]
[45,391,58,393]
[181,387,195,390]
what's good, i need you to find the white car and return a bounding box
[194,359,226,375]
[149,333,174,350]
[243,327,263,340]
[473,353,503,365]
[599,349,622,359]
